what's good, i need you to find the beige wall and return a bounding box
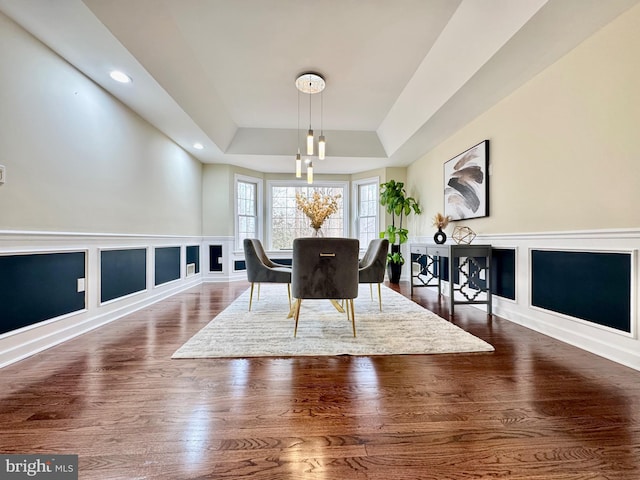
[0,12,202,235]
[202,164,234,236]
[407,3,640,239]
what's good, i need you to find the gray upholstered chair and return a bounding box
[243,238,291,311]
[291,237,360,337]
[358,238,389,311]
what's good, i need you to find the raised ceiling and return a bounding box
[1,0,638,174]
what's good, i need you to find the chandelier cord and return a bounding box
[308,77,312,130]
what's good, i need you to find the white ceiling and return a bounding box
[1,0,638,174]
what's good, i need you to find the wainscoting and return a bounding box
[2,229,639,372]
[413,228,639,370]
[0,231,205,368]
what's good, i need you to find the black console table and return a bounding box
[410,243,492,315]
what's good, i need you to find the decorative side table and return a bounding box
[410,243,492,315]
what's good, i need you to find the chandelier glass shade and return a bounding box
[307,161,313,184]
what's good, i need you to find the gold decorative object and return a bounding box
[452,226,476,245]
[295,191,341,231]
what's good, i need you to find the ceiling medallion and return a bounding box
[295,73,325,94]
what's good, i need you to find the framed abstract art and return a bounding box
[444,140,489,220]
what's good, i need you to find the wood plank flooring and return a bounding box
[1,281,640,479]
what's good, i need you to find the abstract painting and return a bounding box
[444,140,489,220]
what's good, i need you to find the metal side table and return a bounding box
[410,243,492,315]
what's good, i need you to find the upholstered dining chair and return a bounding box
[358,238,389,311]
[243,238,291,311]
[291,237,360,337]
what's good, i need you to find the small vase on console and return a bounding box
[433,228,447,245]
[312,226,324,237]
[432,212,451,245]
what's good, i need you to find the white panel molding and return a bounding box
[0,230,205,368]
[476,229,640,371]
[411,230,640,370]
[478,227,640,241]
[4,228,640,371]
[202,236,238,283]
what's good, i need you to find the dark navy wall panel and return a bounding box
[101,248,147,303]
[0,252,86,334]
[186,245,200,273]
[155,246,181,286]
[492,248,516,300]
[531,250,631,333]
[209,245,223,272]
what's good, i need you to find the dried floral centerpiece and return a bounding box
[295,191,341,235]
[432,213,451,230]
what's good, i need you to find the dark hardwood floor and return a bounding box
[1,281,639,479]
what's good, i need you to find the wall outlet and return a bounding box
[77,278,85,293]
[0,165,5,185]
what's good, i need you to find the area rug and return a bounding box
[172,284,494,358]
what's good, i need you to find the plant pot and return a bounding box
[387,262,403,284]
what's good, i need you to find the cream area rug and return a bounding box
[172,284,494,358]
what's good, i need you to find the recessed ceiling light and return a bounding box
[109,70,132,83]
[193,143,204,150]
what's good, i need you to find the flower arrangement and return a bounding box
[295,191,341,230]
[432,212,451,230]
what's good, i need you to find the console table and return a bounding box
[410,243,492,315]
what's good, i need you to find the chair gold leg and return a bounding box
[349,299,356,337]
[287,283,291,309]
[370,284,373,300]
[257,283,261,301]
[249,283,255,311]
[293,299,302,337]
[330,299,345,313]
[377,283,382,311]
[288,299,298,319]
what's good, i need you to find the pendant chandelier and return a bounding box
[295,72,326,184]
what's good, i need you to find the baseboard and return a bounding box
[490,298,640,371]
[0,275,202,369]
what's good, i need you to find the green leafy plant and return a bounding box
[379,179,422,266]
[387,251,405,265]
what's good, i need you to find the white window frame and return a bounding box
[234,174,263,251]
[266,180,350,251]
[352,176,380,249]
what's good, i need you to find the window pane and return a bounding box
[357,182,378,247]
[236,180,258,249]
[270,185,345,250]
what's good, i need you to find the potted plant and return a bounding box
[379,179,422,283]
